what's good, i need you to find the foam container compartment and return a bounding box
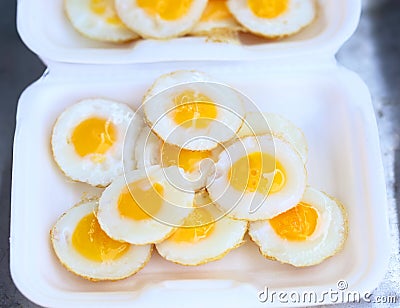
[11,0,390,307]
[18,0,360,64]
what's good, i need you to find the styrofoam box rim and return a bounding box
[11,65,390,307]
[17,0,361,65]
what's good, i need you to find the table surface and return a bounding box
[1,1,399,307]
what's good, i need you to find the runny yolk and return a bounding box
[71,117,117,159]
[229,152,286,194]
[269,203,318,241]
[118,181,164,221]
[169,208,215,243]
[201,0,233,22]
[247,0,289,19]
[173,91,218,129]
[90,0,123,25]
[137,0,193,21]
[72,213,130,262]
[161,143,212,173]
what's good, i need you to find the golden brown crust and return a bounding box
[193,28,242,44]
[50,240,152,282]
[155,219,248,266]
[238,23,313,40]
[319,190,349,258]
[156,240,246,266]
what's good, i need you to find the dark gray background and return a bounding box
[1,0,399,307]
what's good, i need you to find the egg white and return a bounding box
[227,0,316,38]
[97,166,195,245]
[156,191,247,265]
[249,187,348,267]
[143,71,245,151]
[135,126,162,169]
[50,200,152,281]
[207,134,306,220]
[237,112,308,163]
[64,0,139,42]
[51,98,142,187]
[115,0,208,39]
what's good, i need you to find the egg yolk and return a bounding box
[173,91,218,129]
[201,0,233,22]
[90,0,123,25]
[247,0,288,19]
[161,143,212,173]
[229,152,286,194]
[71,117,117,160]
[269,203,318,241]
[169,208,215,243]
[72,213,130,262]
[137,0,193,21]
[118,181,164,221]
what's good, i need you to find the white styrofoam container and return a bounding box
[17,0,360,64]
[11,0,390,307]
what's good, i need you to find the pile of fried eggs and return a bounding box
[50,70,347,281]
[64,0,317,43]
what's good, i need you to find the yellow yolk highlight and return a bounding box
[72,213,130,262]
[269,203,318,241]
[161,143,212,173]
[229,152,286,194]
[71,117,117,158]
[90,0,107,14]
[173,91,218,129]
[247,0,289,19]
[106,16,123,25]
[90,0,123,25]
[169,208,215,243]
[201,0,233,22]
[118,182,164,221]
[137,0,193,21]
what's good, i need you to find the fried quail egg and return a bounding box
[64,0,138,42]
[115,0,208,39]
[156,190,247,265]
[135,125,222,191]
[249,187,348,267]
[207,134,306,220]
[191,0,244,37]
[51,98,143,187]
[97,166,195,245]
[237,112,308,163]
[143,70,245,151]
[50,200,152,281]
[227,0,316,38]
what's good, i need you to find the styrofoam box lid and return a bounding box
[11,64,390,307]
[17,0,361,64]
